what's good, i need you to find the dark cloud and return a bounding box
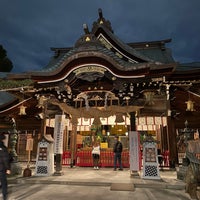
[0,0,200,73]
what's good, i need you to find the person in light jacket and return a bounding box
[92,141,100,169]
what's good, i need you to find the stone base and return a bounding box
[53,171,64,176]
[11,162,22,175]
[130,170,140,177]
[177,166,188,180]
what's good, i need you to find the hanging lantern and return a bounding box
[185,100,195,111]
[19,105,27,115]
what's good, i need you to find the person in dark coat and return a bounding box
[0,134,11,200]
[113,136,123,171]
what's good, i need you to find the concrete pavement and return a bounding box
[6,166,193,200]
[13,167,184,189]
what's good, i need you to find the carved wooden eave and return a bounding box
[24,52,151,83]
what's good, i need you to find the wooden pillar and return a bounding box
[165,84,178,168]
[130,112,136,131]
[41,101,47,137]
[161,125,168,152]
[167,117,178,168]
[70,118,77,167]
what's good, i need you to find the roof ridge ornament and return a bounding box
[92,8,114,33]
[98,8,104,24]
[83,24,90,34]
[75,23,103,48]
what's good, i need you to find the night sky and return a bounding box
[0,0,200,73]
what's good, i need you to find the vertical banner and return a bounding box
[129,131,140,171]
[54,115,65,154]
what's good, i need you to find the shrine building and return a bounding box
[0,9,200,168]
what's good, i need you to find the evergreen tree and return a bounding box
[0,45,13,72]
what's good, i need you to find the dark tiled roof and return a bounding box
[96,25,154,62]
[28,16,176,75]
[176,62,200,71]
[0,92,16,107]
[34,43,150,73]
[41,49,77,72]
[94,25,176,65]
[136,48,175,64]
[0,73,16,107]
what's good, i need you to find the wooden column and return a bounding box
[165,84,178,168]
[130,112,136,131]
[40,100,47,137]
[70,118,77,167]
[167,117,178,168]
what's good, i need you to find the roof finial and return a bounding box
[83,24,90,34]
[98,8,103,19]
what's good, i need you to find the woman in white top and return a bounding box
[92,141,100,169]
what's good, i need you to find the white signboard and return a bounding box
[26,138,33,151]
[129,131,140,171]
[54,115,65,154]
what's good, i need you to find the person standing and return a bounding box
[92,141,100,169]
[0,134,11,200]
[113,136,123,171]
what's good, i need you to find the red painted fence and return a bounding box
[62,150,169,168]
[62,150,130,167]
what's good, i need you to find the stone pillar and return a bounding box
[129,112,140,176]
[54,154,63,175]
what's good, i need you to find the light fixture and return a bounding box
[19,105,27,115]
[123,96,130,106]
[130,83,134,92]
[186,100,195,111]
[19,87,27,115]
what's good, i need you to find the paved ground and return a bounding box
[2,166,193,200]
